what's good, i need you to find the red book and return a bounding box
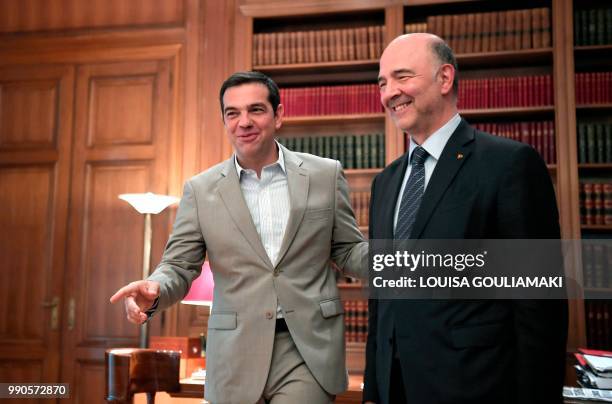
[594,183,604,224]
[543,121,550,164]
[504,77,510,107]
[578,73,583,103]
[538,76,548,106]
[575,352,589,367]
[549,121,556,164]
[586,73,593,104]
[546,75,553,105]
[605,183,612,225]
[520,122,531,146]
[578,348,612,358]
[603,72,612,102]
[584,182,595,225]
[536,121,544,160]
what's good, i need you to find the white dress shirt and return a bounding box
[393,114,462,232]
[235,143,290,317]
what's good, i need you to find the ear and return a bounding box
[274,103,284,130]
[438,64,455,96]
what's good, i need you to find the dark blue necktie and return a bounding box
[395,146,429,239]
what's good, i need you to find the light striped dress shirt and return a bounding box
[393,113,462,231]
[235,144,290,317]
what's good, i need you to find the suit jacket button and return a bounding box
[265,311,274,320]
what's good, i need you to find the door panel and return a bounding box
[0,65,74,389]
[61,59,173,403]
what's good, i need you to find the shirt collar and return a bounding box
[234,141,286,177]
[408,113,461,163]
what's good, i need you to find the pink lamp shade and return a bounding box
[181,262,214,306]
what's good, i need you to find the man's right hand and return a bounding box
[109,280,160,324]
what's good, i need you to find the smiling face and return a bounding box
[378,34,456,143]
[222,82,283,171]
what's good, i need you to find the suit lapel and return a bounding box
[275,147,308,268]
[217,158,274,269]
[411,120,475,238]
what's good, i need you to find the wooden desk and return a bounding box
[169,374,364,403]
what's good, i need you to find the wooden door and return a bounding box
[61,59,173,403]
[0,64,74,401]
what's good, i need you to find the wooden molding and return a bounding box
[239,0,397,17]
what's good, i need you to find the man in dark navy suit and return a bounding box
[362,33,568,404]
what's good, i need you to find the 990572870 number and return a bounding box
[0,383,70,398]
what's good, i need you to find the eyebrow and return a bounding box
[223,102,268,113]
[378,68,417,83]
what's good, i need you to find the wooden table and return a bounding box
[169,374,364,403]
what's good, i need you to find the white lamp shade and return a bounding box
[118,192,180,214]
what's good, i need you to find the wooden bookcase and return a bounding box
[232,0,610,380]
[572,0,612,353]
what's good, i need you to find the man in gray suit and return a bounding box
[110,71,367,404]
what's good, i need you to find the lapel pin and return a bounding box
[457,153,464,160]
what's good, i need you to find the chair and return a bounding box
[105,348,181,404]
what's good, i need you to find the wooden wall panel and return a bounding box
[0,64,74,383]
[0,80,57,148]
[88,76,155,146]
[0,359,43,404]
[0,0,185,33]
[61,57,175,401]
[198,0,235,171]
[72,360,105,404]
[81,164,149,341]
[0,167,53,341]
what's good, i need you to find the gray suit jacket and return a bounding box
[148,146,367,404]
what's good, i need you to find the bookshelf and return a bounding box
[573,0,612,352]
[233,0,609,378]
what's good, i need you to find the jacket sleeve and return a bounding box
[147,180,207,313]
[330,160,368,280]
[497,145,568,404]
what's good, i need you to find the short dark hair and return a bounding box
[430,40,459,95]
[219,71,281,116]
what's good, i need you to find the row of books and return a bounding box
[579,181,612,226]
[252,26,384,66]
[583,243,612,289]
[472,121,556,165]
[578,122,612,164]
[344,300,368,343]
[277,134,386,169]
[585,301,612,350]
[279,85,382,116]
[575,72,612,105]
[350,191,371,228]
[279,75,554,117]
[416,7,551,54]
[574,8,612,46]
[456,75,553,109]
